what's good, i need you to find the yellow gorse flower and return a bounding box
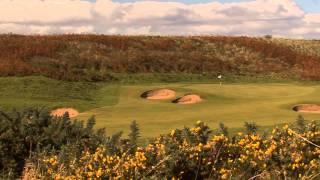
[39,122,320,179]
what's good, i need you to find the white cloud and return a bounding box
[0,0,319,38]
[0,0,92,24]
[305,13,320,24]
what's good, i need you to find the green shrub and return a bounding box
[0,108,109,178]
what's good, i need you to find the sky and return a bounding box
[98,0,320,13]
[0,0,319,38]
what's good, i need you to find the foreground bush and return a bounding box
[1,108,319,179]
[35,121,320,179]
[0,108,109,178]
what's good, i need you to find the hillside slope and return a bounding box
[0,35,320,81]
[0,76,119,111]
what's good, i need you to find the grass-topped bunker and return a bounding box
[172,94,203,104]
[292,104,320,113]
[141,89,176,100]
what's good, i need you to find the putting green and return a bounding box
[77,83,320,138]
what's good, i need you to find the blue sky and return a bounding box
[88,0,320,13]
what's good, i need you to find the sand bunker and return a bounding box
[292,104,320,113]
[173,94,202,104]
[50,108,79,118]
[141,89,176,100]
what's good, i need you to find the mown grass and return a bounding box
[77,82,320,138]
[1,75,320,139]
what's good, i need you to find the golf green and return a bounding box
[76,83,320,138]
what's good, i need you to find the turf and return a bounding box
[76,82,320,138]
[1,76,320,138]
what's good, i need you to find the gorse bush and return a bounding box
[35,121,319,179]
[1,108,319,179]
[0,108,111,178]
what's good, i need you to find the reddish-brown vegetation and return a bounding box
[0,34,319,81]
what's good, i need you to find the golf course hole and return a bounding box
[173,94,202,104]
[51,108,79,118]
[292,104,320,113]
[141,89,176,100]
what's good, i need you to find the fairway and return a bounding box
[1,76,320,138]
[76,83,320,138]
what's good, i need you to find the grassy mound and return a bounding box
[0,76,120,111]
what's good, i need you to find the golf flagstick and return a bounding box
[218,75,222,86]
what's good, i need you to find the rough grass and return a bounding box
[113,73,297,84]
[0,76,120,111]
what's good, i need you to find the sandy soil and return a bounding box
[293,104,320,113]
[173,94,202,104]
[141,89,176,100]
[50,108,79,118]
